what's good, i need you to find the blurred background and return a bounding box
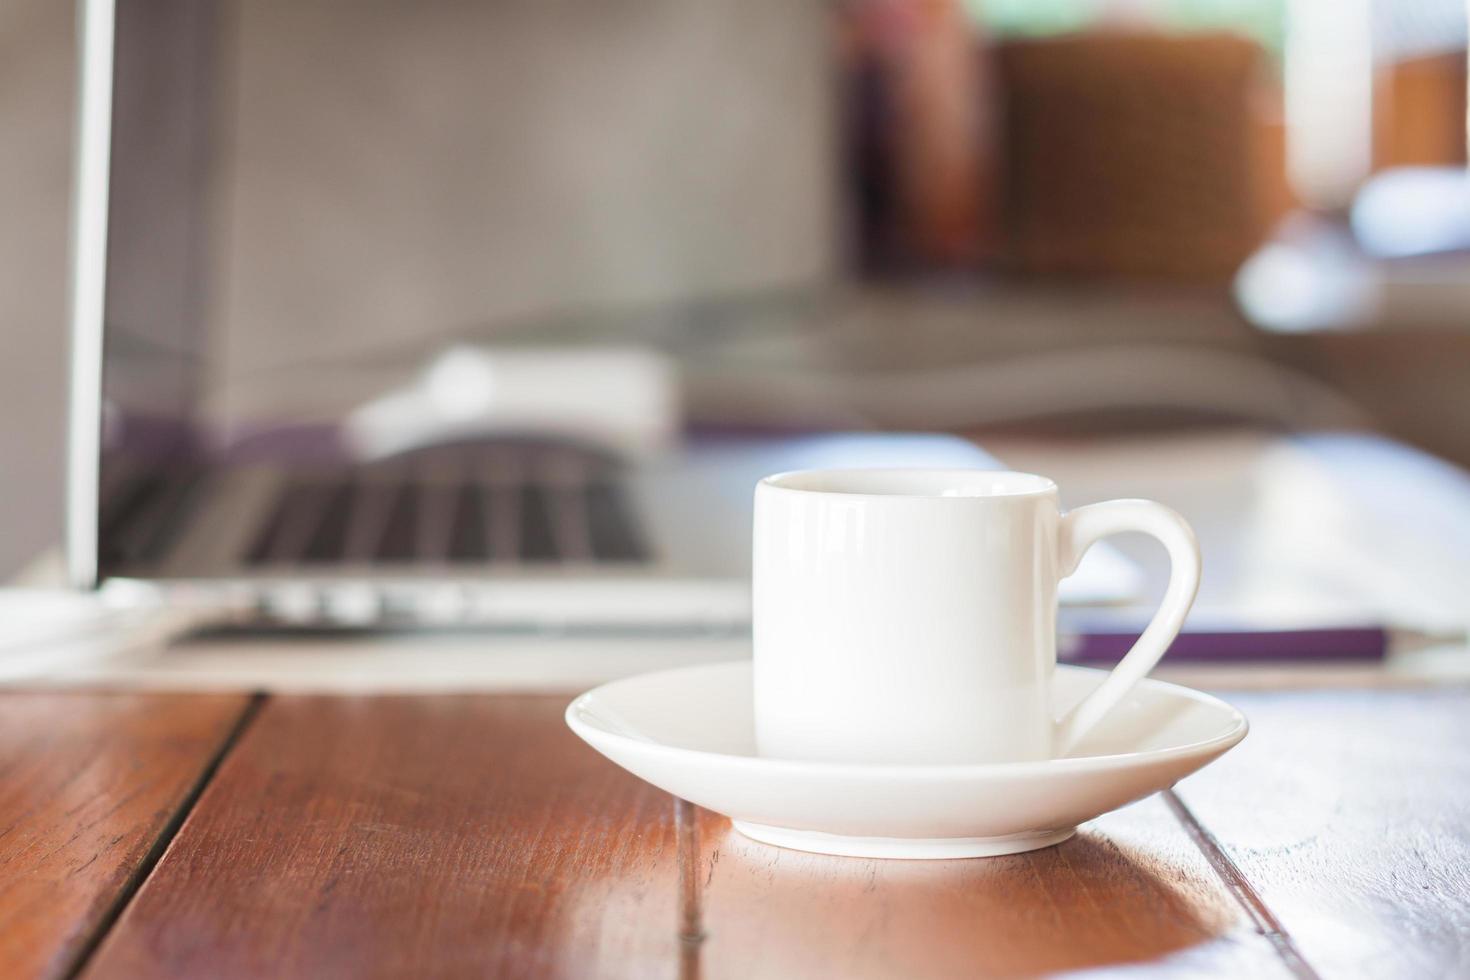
[3,0,1469,597]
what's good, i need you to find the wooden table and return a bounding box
[2,683,1466,979]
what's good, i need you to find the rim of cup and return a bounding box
[759,468,1058,500]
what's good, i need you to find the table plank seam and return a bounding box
[675,798,704,944]
[1163,789,1322,980]
[59,692,267,980]
[674,797,706,980]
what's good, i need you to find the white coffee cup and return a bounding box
[753,469,1200,765]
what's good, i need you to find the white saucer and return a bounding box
[565,661,1248,859]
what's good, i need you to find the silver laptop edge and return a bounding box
[66,0,116,590]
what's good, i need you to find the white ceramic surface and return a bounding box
[566,661,1247,859]
[753,469,1200,763]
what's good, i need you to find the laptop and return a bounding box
[64,0,1141,631]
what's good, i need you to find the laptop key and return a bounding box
[587,482,647,562]
[414,460,461,561]
[448,482,488,562]
[344,479,398,564]
[518,484,558,562]
[377,484,420,562]
[302,481,356,563]
[248,479,338,565]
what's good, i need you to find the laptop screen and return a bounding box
[75,0,837,585]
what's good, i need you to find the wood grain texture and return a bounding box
[692,794,1290,979]
[1176,688,1470,979]
[0,691,253,980]
[87,689,1469,978]
[82,695,683,980]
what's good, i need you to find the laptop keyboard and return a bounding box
[98,463,208,572]
[245,442,648,567]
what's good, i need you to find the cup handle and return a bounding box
[1054,499,1201,756]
